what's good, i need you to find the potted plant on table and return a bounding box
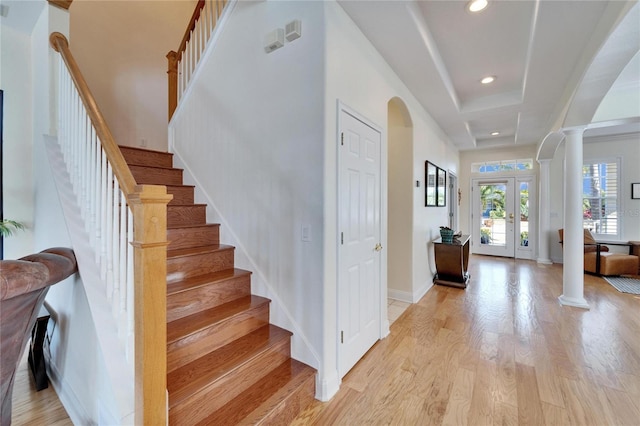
[439,226,455,243]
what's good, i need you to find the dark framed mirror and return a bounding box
[426,161,447,207]
[425,161,437,206]
[437,167,446,207]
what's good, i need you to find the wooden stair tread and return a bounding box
[167,203,208,208]
[167,268,251,296]
[129,163,182,172]
[167,244,234,259]
[166,184,195,189]
[167,295,270,344]
[201,358,316,426]
[167,324,291,406]
[119,145,171,155]
[167,223,219,230]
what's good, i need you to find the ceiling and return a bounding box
[338,0,640,151]
[3,0,637,152]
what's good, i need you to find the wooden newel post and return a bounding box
[129,185,172,425]
[167,51,178,122]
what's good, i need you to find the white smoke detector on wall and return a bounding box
[264,28,284,53]
[285,20,302,42]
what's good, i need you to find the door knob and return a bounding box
[375,243,383,252]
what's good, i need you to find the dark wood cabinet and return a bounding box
[433,234,471,289]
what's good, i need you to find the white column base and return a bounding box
[558,295,590,309]
[536,258,553,265]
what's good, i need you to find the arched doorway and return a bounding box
[387,98,414,302]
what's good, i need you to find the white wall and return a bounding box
[170,0,460,401]
[69,0,195,151]
[549,134,640,262]
[170,0,326,379]
[322,1,459,397]
[1,25,35,259]
[387,100,413,301]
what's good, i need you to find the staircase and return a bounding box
[120,146,316,425]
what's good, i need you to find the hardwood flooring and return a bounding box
[293,255,640,426]
[11,352,71,425]
[12,256,640,425]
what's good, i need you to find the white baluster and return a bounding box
[105,163,114,299]
[126,209,134,363]
[119,190,128,340]
[112,179,121,317]
[100,148,108,279]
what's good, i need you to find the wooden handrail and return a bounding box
[176,0,206,62]
[50,32,137,196]
[50,32,171,424]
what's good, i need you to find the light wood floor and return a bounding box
[11,256,640,425]
[293,256,640,426]
[11,352,72,425]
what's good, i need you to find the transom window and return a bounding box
[583,159,619,237]
[471,159,533,173]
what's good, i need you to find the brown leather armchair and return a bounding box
[559,229,639,276]
[0,247,77,425]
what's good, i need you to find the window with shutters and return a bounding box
[583,159,619,238]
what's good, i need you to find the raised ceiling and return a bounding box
[338,0,638,151]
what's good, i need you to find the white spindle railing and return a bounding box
[58,62,135,361]
[52,32,170,423]
[167,0,229,119]
[177,0,228,101]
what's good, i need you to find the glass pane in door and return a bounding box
[519,182,529,247]
[479,184,506,246]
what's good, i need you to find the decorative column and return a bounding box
[559,127,589,309]
[537,159,553,264]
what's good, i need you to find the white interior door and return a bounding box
[338,109,382,378]
[472,178,516,257]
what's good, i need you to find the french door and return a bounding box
[471,176,535,259]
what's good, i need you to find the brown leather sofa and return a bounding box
[559,229,639,276]
[0,247,77,425]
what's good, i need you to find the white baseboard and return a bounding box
[412,280,434,303]
[316,370,340,402]
[46,354,94,426]
[388,280,434,304]
[387,289,413,303]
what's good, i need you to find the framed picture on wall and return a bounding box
[436,167,446,207]
[425,161,437,206]
[425,161,446,207]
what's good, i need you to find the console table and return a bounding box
[433,234,471,289]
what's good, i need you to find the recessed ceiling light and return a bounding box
[467,0,488,13]
[481,76,496,84]
[490,131,500,136]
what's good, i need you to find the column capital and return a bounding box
[562,126,587,137]
[537,158,552,166]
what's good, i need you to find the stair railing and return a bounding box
[167,0,228,120]
[50,32,171,425]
